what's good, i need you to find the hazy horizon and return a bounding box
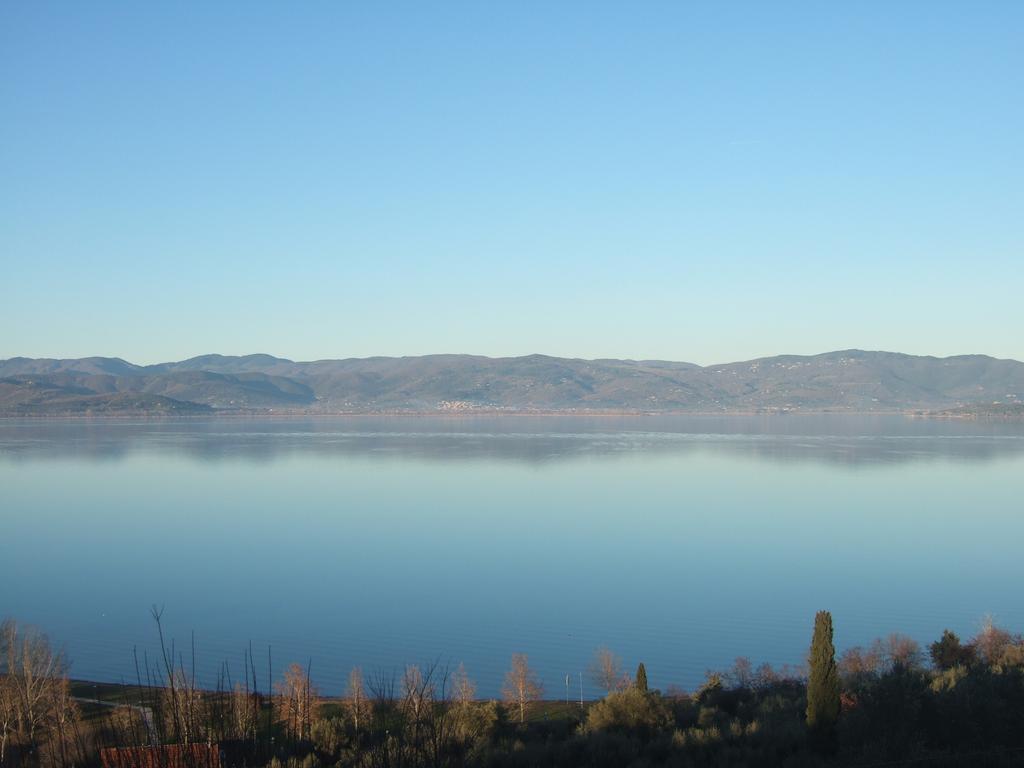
[5,346,1024,369]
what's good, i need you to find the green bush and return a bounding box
[583,688,672,736]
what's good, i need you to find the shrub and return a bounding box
[583,688,672,736]
[310,716,346,759]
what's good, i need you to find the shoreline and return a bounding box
[69,678,599,707]
[0,408,919,421]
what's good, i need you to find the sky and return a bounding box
[1,1,1021,366]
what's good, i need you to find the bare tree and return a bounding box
[0,671,16,766]
[346,667,369,732]
[449,662,494,752]
[502,654,543,724]
[589,647,627,695]
[159,668,208,746]
[275,663,318,742]
[1,619,69,757]
[973,616,1015,665]
[404,662,454,768]
[726,657,754,689]
[401,663,438,764]
[365,669,407,768]
[401,665,435,726]
[838,645,883,680]
[148,607,207,748]
[229,682,259,743]
[451,663,475,706]
[45,676,84,768]
[883,634,923,670]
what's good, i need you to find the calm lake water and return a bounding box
[2,415,1022,697]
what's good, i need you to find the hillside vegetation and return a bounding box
[1,350,1022,415]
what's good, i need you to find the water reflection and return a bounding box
[2,415,1023,466]
[2,415,1023,697]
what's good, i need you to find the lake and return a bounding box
[2,415,1022,698]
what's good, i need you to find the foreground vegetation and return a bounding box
[3,612,1024,768]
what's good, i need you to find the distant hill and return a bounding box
[0,356,144,377]
[1,350,1022,415]
[0,377,212,416]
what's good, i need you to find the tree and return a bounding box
[229,682,259,742]
[400,664,434,725]
[159,669,208,745]
[502,654,543,724]
[883,633,923,670]
[727,657,753,689]
[452,662,475,706]
[930,629,975,670]
[806,610,840,752]
[589,647,626,695]
[450,663,494,747]
[694,672,724,706]
[0,671,15,766]
[0,619,72,757]
[635,663,648,693]
[345,667,368,732]
[972,616,1015,666]
[45,675,82,768]
[839,645,883,681]
[275,662,319,741]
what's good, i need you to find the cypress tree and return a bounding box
[806,610,840,752]
[635,662,648,692]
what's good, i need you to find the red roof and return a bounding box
[100,745,221,768]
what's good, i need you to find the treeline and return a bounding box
[2,611,1024,768]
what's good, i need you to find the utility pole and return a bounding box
[565,674,569,707]
[579,672,584,711]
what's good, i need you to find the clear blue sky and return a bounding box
[2,1,1021,365]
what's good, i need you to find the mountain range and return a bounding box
[1,350,1022,415]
